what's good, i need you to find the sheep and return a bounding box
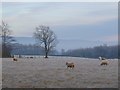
[99,57,109,65]
[100,60,109,65]
[13,58,17,61]
[66,62,75,69]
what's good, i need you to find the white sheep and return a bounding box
[100,60,109,65]
[99,57,109,65]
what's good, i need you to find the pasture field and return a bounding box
[2,57,118,88]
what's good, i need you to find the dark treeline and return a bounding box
[62,45,119,59]
[11,43,58,56]
[11,44,119,59]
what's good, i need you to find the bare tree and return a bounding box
[34,25,57,58]
[0,21,15,57]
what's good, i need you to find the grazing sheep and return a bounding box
[66,62,75,69]
[13,58,17,61]
[99,57,109,65]
[100,60,109,65]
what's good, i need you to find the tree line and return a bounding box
[10,44,119,59]
[11,43,58,55]
[62,45,119,59]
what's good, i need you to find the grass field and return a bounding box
[2,56,118,88]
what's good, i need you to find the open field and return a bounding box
[2,57,118,88]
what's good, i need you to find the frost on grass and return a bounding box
[2,57,118,88]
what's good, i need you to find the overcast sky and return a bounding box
[2,2,118,44]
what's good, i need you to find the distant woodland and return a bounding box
[11,44,119,59]
[62,45,119,59]
[10,44,57,56]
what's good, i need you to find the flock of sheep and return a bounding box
[65,57,109,69]
[12,56,109,69]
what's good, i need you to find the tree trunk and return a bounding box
[44,42,48,58]
[45,51,48,58]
